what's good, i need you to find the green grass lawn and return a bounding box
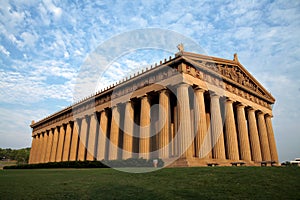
[0,167,299,199]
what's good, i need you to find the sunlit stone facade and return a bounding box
[29,50,278,166]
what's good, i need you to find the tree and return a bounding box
[0,147,31,163]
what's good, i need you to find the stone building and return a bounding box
[29,49,279,166]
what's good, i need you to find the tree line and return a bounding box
[0,147,31,164]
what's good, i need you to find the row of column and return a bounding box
[194,88,278,163]
[29,111,109,164]
[29,83,278,164]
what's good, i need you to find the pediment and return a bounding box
[178,52,275,103]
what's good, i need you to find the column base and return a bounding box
[165,157,267,167]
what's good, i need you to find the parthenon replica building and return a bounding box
[29,48,279,167]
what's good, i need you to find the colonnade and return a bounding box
[29,83,278,165]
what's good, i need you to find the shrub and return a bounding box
[3,158,164,169]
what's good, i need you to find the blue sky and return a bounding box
[0,0,299,162]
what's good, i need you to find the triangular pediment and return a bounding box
[177,52,275,103]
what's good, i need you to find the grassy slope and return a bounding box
[0,167,299,200]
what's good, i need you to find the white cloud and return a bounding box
[0,106,50,148]
[0,45,10,56]
[20,31,38,48]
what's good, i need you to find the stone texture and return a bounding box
[123,101,134,159]
[40,132,48,163]
[236,104,251,161]
[205,112,213,159]
[45,130,53,163]
[109,106,120,160]
[78,117,88,161]
[62,122,72,161]
[56,126,65,162]
[210,94,226,160]
[28,136,36,164]
[158,89,171,158]
[247,108,262,162]
[139,95,151,159]
[194,88,210,159]
[224,99,239,161]
[97,110,108,160]
[265,115,279,163]
[35,134,41,163]
[176,83,193,158]
[34,134,42,163]
[50,127,59,162]
[257,112,271,161]
[86,113,97,161]
[69,120,80,161]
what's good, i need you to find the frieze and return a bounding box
[185,63,271,109]
[194,60,262,95]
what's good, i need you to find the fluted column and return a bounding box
[97,110,108,160]
[32,135,39,163]
[224,99,239,161]
[139,95,151,159]
[86,113,98,161]
[29,135,38,164]
[236,104,251,161]
[176,83,193,158]
[62,122,72,161]
[69,120,80,161]
[123,101,134,159]
[40,132,48,163]
[247,108,262,162]
[50,126,59,162]
[45,129,53,162]
[173,105,178,157]
[210,94,226,160]
[56,125,65,162]
[265,115,279,163]
[158,89,171,158]
[194,88,210,159]
[257,111,271,161]
[78,117,89,161]
[109,106,120,160]
[205,112,213,158]
[34,134,42,163]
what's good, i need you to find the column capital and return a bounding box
[54,125,60,129]
[83,114,90,121]
[210,92,220,98]
[194,86,207,93]
[236,102,246,108]
[225,97,234,103]
[75,117,82,124]
[141,93,149,98]
[265,113,273,118]
[158,88,171,97]
[256,110,265,115]
[246,106,256,112]
[103,107,110,112]
[88,112,98,119]
[111,103,122,110]
[176,82,192,88]
[68,121,74,126]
